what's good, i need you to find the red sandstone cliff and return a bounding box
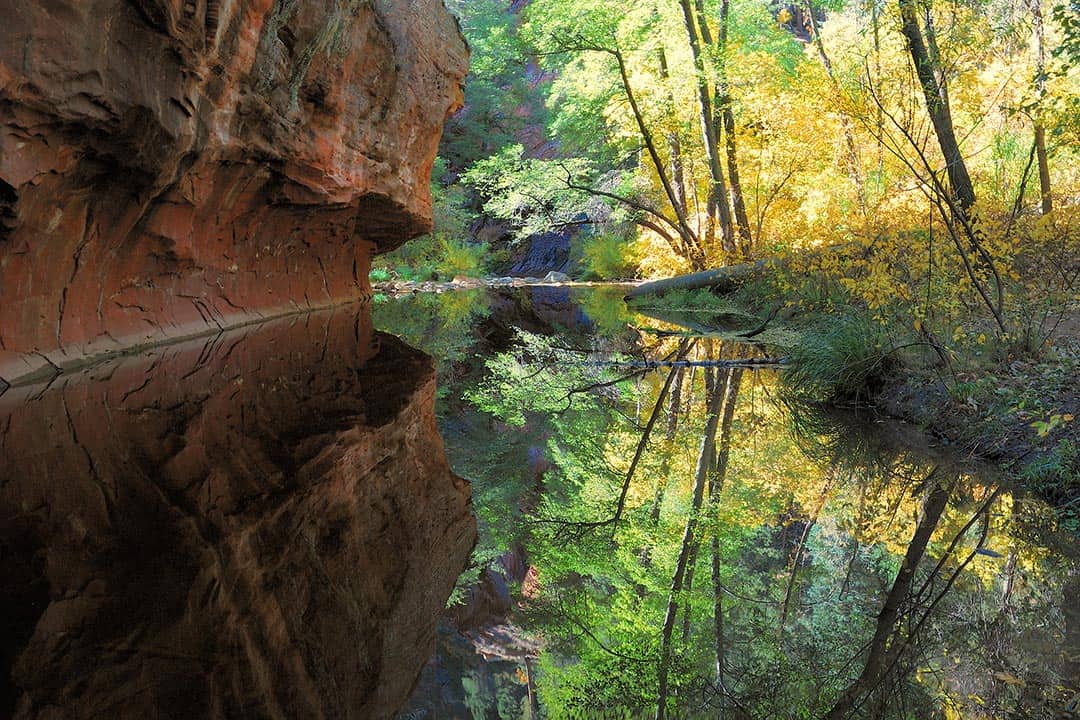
[0,0,468,386]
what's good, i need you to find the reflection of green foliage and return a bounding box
[383,288,1079,719]
[466,329,629,426]
[462,672,491,720]
[579,285,636,337]
[373,290,491,370]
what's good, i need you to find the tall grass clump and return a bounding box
[781,313,900,404]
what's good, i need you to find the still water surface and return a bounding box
[381,287,1079,720]
[0,286,1075,720]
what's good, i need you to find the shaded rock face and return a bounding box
[507,229,573,277]
[0,0,468,385]
[0,307,476,719]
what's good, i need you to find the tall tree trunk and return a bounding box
[1031,0,1053,214]
[695,0,752,256]
[656,377,728,720]
[825,469,951,720]
[658,45,690,218]
[804,2,866,208]
[872,0,884,176]
[677,0,735,257]
[897,0,976,214]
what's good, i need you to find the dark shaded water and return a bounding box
[0,308,473,719]
[0,288,1076,719]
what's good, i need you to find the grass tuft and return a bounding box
[782,313,900,404]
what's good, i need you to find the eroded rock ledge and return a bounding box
[0,307,476,719]
[0,0,468,385]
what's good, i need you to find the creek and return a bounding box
[0,286,1075,719]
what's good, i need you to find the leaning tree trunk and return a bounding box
[609,48,704,267]
[897,0,975,214]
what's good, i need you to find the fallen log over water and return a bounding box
[624,243,859,301]
[581,358,785,368]
[624,259,774,300]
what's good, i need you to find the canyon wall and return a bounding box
[0,0,468,386]
[0,307,476,719]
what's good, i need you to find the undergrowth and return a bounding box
[780,312,901,404]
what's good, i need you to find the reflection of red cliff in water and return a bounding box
[0,0,468,386]
[0,307,476,719]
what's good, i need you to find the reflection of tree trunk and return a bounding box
[525,657,539,717]
[839,481,867,599]
[647,366,686,529]
[656,378,728,720]
[825,469,950,720]
[1000,496,1020,610]
[779,476,833,637]
[709,367,741,688]
[615,341,690,527]
[680,540,701,642]
[897,0,975,213]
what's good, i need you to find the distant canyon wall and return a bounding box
[0,0,468,385]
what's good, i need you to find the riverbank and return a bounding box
[874,327,1079,530]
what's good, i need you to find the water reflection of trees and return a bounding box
[379,295,1077,719]
[463,331,1076,719]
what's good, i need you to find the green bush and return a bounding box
[437,234,488,279]
[580,232,639,280]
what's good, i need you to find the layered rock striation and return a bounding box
[0,0,468,385]
[0,306,476,719]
